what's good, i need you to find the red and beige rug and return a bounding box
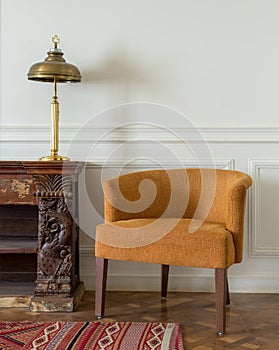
[0,321,184,349]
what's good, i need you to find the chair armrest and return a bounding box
[225,175,252,263]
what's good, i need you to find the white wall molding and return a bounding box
[80,245,94,257]
[2,124,279,144]
[83,158,235,170]
[249,159,279,257]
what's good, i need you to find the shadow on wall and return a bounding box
[81,51,156,86]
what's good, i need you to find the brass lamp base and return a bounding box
[39,154,70,161]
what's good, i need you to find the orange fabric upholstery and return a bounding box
[96,219,235,268]
[95,168,252,268]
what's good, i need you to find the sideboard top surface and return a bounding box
[0,161,84,175]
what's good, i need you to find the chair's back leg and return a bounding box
[215,268,227,335]
[95,257,108,318]
[226,275,230,306]
[161,264,170,299]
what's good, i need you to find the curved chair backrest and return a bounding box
[103,168,252,263]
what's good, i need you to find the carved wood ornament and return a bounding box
[34,174,74,296]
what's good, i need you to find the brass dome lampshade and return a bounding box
[27,35,81,161]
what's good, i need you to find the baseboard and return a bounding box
[80,246,279,293]
[80,272,279,294]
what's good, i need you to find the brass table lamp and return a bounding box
[27,35,81,161]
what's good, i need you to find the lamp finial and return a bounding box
[52,35,60,49]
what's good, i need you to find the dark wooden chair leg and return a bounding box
[95,257,108,319]
[226,275,230,306]
[161,264,169,299]
[215,268,227,335]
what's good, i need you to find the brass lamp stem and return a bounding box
[51,79,59,155]
[39,79,69,161]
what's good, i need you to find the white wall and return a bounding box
[1,0,279,292]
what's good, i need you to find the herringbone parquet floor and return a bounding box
[0,291,278,349]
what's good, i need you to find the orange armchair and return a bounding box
[95,168,252,334]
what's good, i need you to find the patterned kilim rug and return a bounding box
[0,321,184,349]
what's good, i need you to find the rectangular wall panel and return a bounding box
[249,160,279,257]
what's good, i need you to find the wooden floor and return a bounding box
[0,291,278,349]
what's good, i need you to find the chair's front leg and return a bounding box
[215,268,227,335]
[95,257,108,319]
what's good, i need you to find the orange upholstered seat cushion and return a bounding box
[95,218,235,269]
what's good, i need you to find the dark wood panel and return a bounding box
[0,161,83,176]
[0,241,37,254]
[0,254,37,271]
[0,220,38,238]
[0,272,36,282]
[0,205,38,239]
[0,205,38,219]
[0,253,37,281]
[0,162,27,174]
[0,281,35,296]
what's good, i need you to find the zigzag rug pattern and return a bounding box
[0,321,184,350]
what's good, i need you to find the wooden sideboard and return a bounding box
[0,161,84,311]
